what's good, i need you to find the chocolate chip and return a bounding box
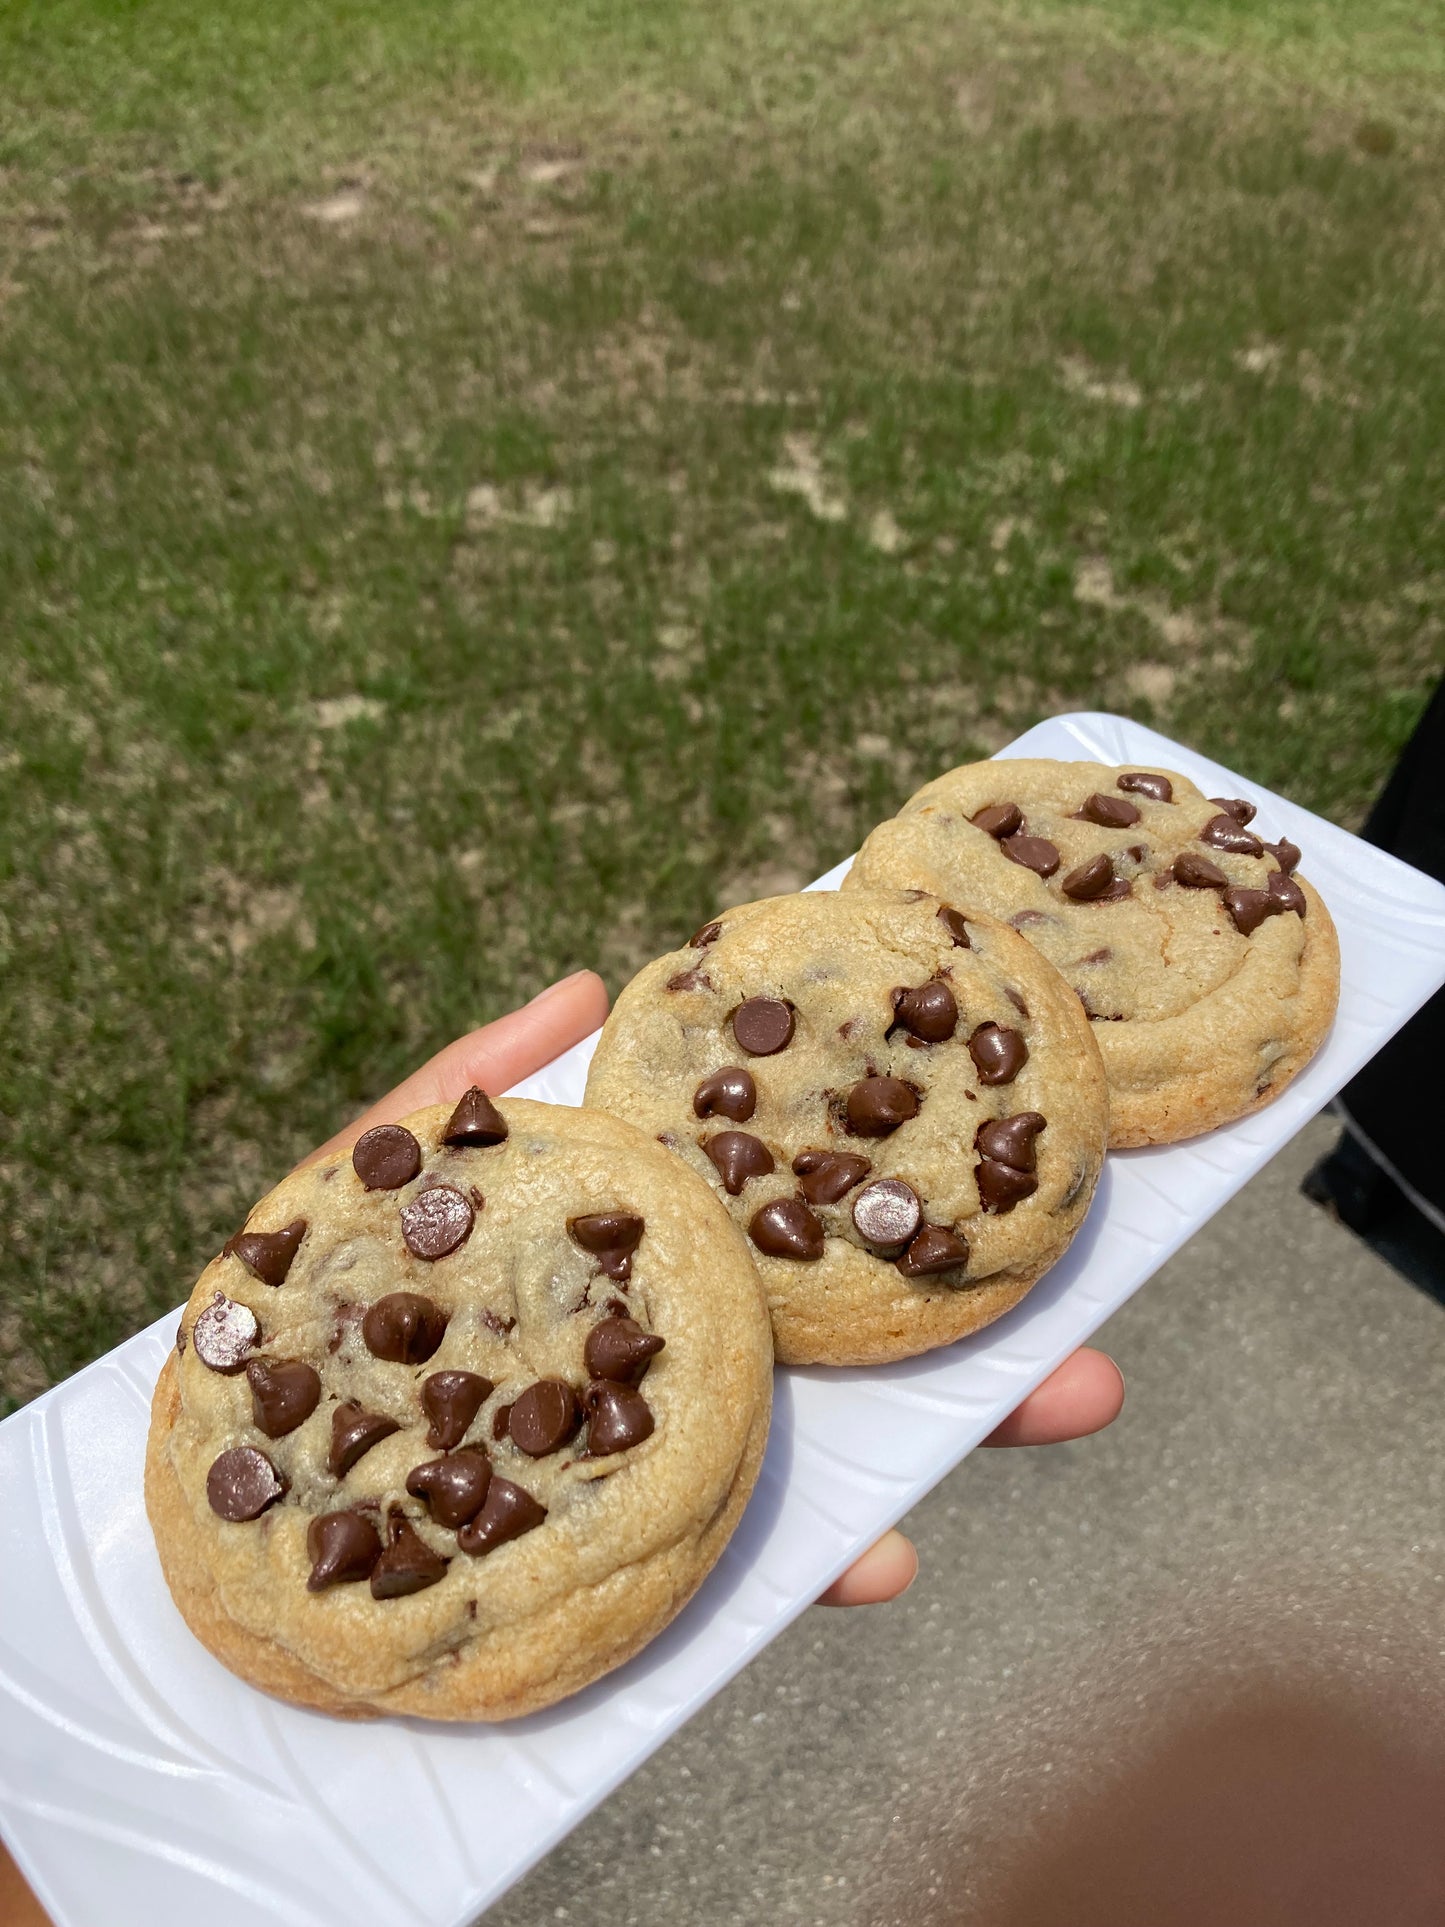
[845,1075,921,1137]
[1073,792,1140,828]
[583,1381,655,1456]
[937,904,972,947]
[1001,833,1061,878]
[400,1185,474,1261]
[406,1449,493,1528]
[509,1380,581,1457]
[1078,947,1112,965]
[206,1446,286,1522]
[351,1124,422,1191]
[306,1509,383,1591]
[480,1309,516,1336]
[693,1066,757,1122]
[851,1178,922,1247]
[968,1023,1028,1085]
[749,1197,826,1260]
[1011,910,1050,928]
[456,1477,546,1556]
[584,1315,665,1386]
[191,1292,260,1374]
[420,1370,493,1451]
[971,802,1024,839]
[491,1403,512,1440]
[703,1129,776,1195]
[441,1086,508,1147]
[690,918,723,948]
[892,980,959,1043]
[1262,837,1301,875]
[362,1290,449,1363]
[329,1401,401,1477]
[975,1112,1046,1171]
[1061,853,1120,902]
[1172,852,1228,889]
[667,967,711,992]
[792,1150,872,1205]
[975,1160,1039,1213]
[732,996,796,1055]
[1200,814,1264,857]
[370,1513,449,1598]
[246,1358,322,1439]
[1210,797,1257,826]
[228,1219,306,1287]
[570,1211,645,1280]
[1222,886,1284,936]
[1117,772,1172,802]
[896,1225,970,1277]
[1267,870,1307,916]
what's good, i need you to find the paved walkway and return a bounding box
[491,1115,1445,1925]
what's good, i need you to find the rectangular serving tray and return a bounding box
[4,712,1444,1927]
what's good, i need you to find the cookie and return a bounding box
[846,758,1340,1147]
[583,889,1108,1366]
[146,1096,772,1721]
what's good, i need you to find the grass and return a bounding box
[2,0,1443,1407]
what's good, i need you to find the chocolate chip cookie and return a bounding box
[846,759,1339,1147]
[584,890,1108,1366]
[146,1096,772,1721]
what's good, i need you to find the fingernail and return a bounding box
[526,969,590,1007]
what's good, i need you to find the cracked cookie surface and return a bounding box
[584,889,1108,1366]
[146,1097,772,1721]
[846,759,1339,1146]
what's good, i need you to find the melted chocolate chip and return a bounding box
[1210,797,1257,826]
[207,1446,285,1521]
[583,1381,655,1456]
[441,1086,508,1147]
[1061,853,1120,902]
[1001,833,1061,878]
[351,1124,422,1191]
[1262,837,1301,875]
[690,918,723,948]
[491,1404,513,1441]
[457,1477,546,1556]
[892,980,959,1043]
[845,1075,921,1137]
[362,1291,449,1363]
[968,1023,1028,1085]
[306,1509,383,1590]
[370,1513,449,1598]
[851,1178,922,1246]
[570,1211,645,1280]
[667,967,711,993]
[732,997,796,1056]
[406,1449,493,1528]
[191,1292,260,1374]
[399,1185,474,1261]
[1117,772,1172,802]
[975,1159,1039,1212]
[1173,852,1228,889]
[1200,814,1264,858]
[228,1219,306,1287]
[246,1358,322,1439]
[1011,909,1050,928]
[509,1380,581,1457]
[584,1315,665,1386]
[792,1150,871,1205]
[329,1401,401,1477]
[972,802,1024,839]
[693,1066,757,1122]
[896,1225,970,1278]
[703,1130,776,1195]
[1267,870,1307,916]
[1073,792,1140,829]
[1222,886,1284,936]
[975,1112,1046,1171]
[937,904,972,947]
[420,1370,493,1451]
[749,1197,826,1260]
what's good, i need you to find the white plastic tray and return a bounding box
[4,712,1444,1927]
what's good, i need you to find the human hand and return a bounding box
[306,971,1125,1610]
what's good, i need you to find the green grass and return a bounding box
[2,0,1443,1406]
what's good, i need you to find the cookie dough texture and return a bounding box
[585,889,1108,1366]
[847,759,1339,1147]
[146,1099,772,1722]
